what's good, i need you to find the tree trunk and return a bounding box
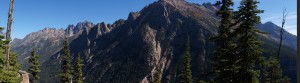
[6,0,14,69]
[277,8,287,58]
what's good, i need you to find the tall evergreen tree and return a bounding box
[72,53,83,83]
[213,0,238,82]
[0,27,21,82]
[59,38,72,83]
[180,35,192,83]
[0,0,20,82]
[0,27,8,70]
[28,48,41,83]
[233,0,264,82]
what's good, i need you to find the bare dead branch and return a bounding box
[277,8,288,58]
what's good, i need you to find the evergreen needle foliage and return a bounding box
[0,27,21,83]
[233,0,264,82]
[213,0,238,82]
[262,55,283,83]
[72,53,84,83]
[180,35,192,83]
[28,48,41,83]
[59,38,72,83]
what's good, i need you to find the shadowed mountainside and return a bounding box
[11,0,296,83]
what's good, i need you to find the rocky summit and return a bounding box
[11,0,296,83]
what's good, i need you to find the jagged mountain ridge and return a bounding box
[11,0,296,83]
[11,28,67,69]
[11,21,119,70]
[40,1,221,82]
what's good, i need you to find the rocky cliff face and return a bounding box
[11,28,66,69]
[39,1,221,82]
[11,21,95,70]
[12,0,297,83]
[65,21,95,37]
[38,19,125,83]
[18,70,29,83]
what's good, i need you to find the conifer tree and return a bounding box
[9,52,21,72]
[0,27,21,82]
[213,0,238,82]
[28,48,41,83]
[0,27,8,70]
[59,38,72,83]
[0,0,20,82]
[0,1,21,80]
[262,55,283,83]
[180,35,192,83]
[0,52,21,82]
[153,67,161,83]
[72,53,83,83]
[233,0,264,82]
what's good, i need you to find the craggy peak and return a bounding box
[0,0,297,83]
[158,0,186,6]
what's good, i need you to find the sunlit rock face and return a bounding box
[18,70,29,83]
[11,21,95,70]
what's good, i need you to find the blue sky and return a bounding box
[0,0,297,39]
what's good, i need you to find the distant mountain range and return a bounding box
[257,21,297,50]
[11,0,297,83]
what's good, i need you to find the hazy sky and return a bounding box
[0,0,297,39]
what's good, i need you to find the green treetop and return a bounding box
[180,35,192,83]
[28,48,41,83]
[59,38,72,83]
[233,0,264,82]
[72,53,84,83]
[213,0,239,82]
